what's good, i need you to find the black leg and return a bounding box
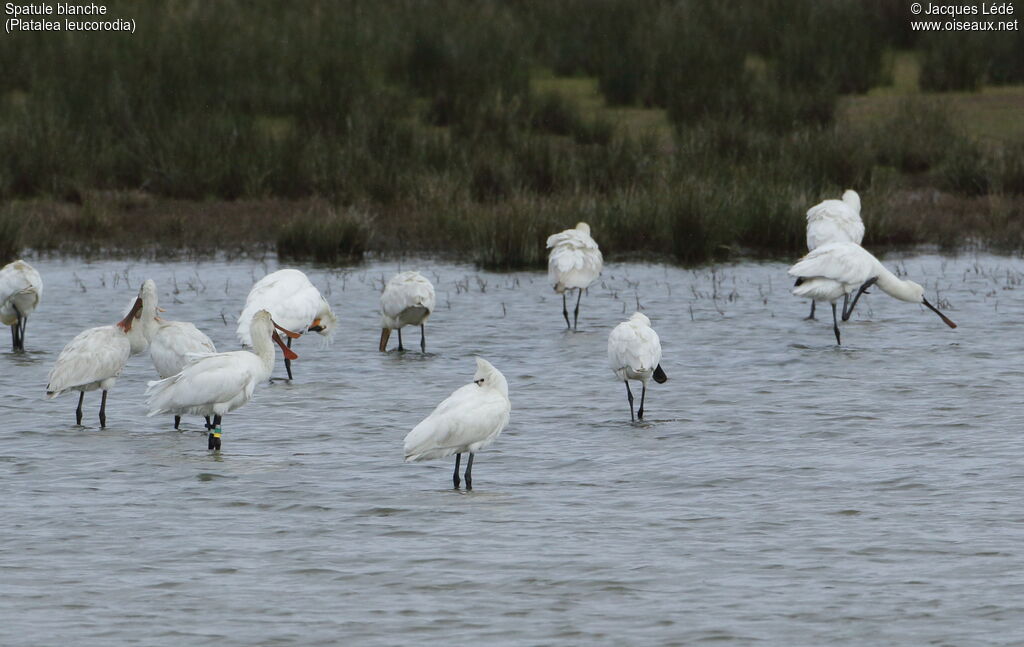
[397,328,404,351]
[453,453,462,489]
[284,337,293,380]
[573,289,582,330]
[208,415,222,450]
[842,277,877,321]
[11,305,22,351]
[806,301,816,320]
[625,381,635,421]
[638,383,647,420]
[99,390,108,428]
[10,324,17,351]
[832,303,841,345]
[18,316,27,351]
[562,292,570,329]
[420,324,426,353]
[76,391,84,426]
[174,415,181,430]
[465,453,474,490]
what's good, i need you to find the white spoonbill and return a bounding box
[789,241,957,345]
[804,189,865,319]
[147,310,299,450]
[45,280,158,427]
[379,271,436,352]
[0,260,43,351]
[237,269,336,380]
[149,314,217,430]
[547,222,603,329]
[608,312,668,421]
[404,358,510,490]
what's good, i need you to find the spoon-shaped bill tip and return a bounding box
[272,331,299,360]
[922,298,957,329]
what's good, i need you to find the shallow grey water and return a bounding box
[2,253,1023,646]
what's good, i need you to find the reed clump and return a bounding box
[277,206,370,265]
[0,207,22,263]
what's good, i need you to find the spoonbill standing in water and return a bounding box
[149,312,217,430]
[804,189,864,320]
[379,271,435,352]
[147,310,299,450]
[0,259,43,351]
[789,241,957,345]
[608,312,668,421]
[404,358,511,490]
[46,280,158,427]
[237,269,336,380]
[547,222,603,329]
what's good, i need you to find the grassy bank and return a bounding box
[1,1,1023,266]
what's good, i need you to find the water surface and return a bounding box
[2,253,1023,645]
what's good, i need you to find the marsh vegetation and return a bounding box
[1,0,1022,265]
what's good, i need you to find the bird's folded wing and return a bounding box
[806,201,865,247]
[47,327,129,393]
[381,277,436,317]
[0,268,28,306]
[404,386,509,460]
[788,243,869,284]
[608,325,659,372]
[147,353,258,411]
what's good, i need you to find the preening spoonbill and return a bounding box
[789,241,957,345]
[149,314,217,430]
[804,190,864,319]
[547,222,603,329]
[379,271,435,352]
[404,358,510,490]
[608,312,668,421]
[237,269,336,380]
[147,310,299,450]
[0,260,43,351]
[46,280,158,427]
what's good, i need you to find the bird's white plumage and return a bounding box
[608,312,663,383]
[0,260,43,326]
[236,269,336,346]
[46,326,131,396]
[789,241,926,305]
[45,280,157,397]
[806,189,864,251]
[404,358,511,463]
[547,222,603,292]
[150,320,217,379]
[148,310,279,418]
[380,271,435,329]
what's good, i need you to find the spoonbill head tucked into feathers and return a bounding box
[547,222,603,329]
[403,357,511,490]
[0,259,43,351]
[789,241,957,345]
[236,269,336,380]
[148,309,299,451]
[608,312,668,421]
[379,271,436,352]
